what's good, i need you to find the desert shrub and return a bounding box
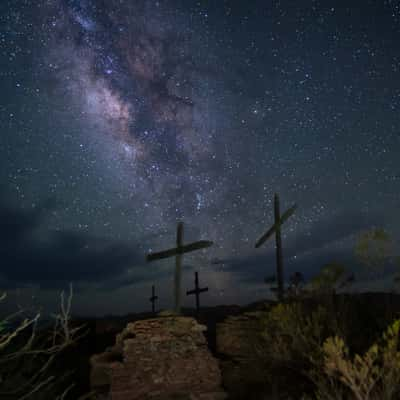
[260,302,330,366]
[258,295,400,399]
[256,300,340,399]
[313,319,400,400]
[258,299,396,398]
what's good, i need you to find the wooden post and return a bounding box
[274,194,284,301]
[175,222,183,314]
[149,285,158,314]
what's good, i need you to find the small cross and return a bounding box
[186,271,208,314]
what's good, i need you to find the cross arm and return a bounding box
[147,240,213,261]
[255,204,297,248]
[186,287,208,295]
[255,225,276,249]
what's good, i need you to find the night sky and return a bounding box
[1,0,399,316]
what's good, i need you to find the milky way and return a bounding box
[1,0,400,314]
[46,0,234,244]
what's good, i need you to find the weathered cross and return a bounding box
[255,193,297,301]
[149,284,158,314]
[186,271,208,314]
[146,222,213,314]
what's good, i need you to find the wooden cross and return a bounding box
[149,285,158,314]
[255,193,297,301]
[186,271,208,314]
[146,222,213,314]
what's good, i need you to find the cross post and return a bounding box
[186,271,208,314]
[255,193,297,301]
[175,222,183,315]
[149,284,158,314]
[147,222,213,314]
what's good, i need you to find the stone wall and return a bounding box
[90,314,227,400]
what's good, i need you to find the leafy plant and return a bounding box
[316,319,400,400]
[259,303,333,370]
[257,298,400,399]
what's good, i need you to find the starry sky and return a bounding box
[1,0,400,316]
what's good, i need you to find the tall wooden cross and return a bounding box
[149,285,158,314]
[146,222,213,314]
[186,271,208,314]
[255,193,297,301]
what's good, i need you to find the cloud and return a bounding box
[0,195,153,290]
[285,209,385,256]
[221,209,387,284]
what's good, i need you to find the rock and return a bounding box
[157,309,180,317]
[216,310,271,399]
[90,347,123,390]
[90,316,227,400]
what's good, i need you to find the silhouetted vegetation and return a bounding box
[0,285,91,400]
[255,295,400,399]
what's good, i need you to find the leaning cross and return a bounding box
[149,285,158,314]
[147,222,213,314]
[255,193,297,301]
[186,271,208,314]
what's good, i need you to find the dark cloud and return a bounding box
[222,210,386,284]
[285,209,385,256]
[0,195,148,290]
[226,250,354,286]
